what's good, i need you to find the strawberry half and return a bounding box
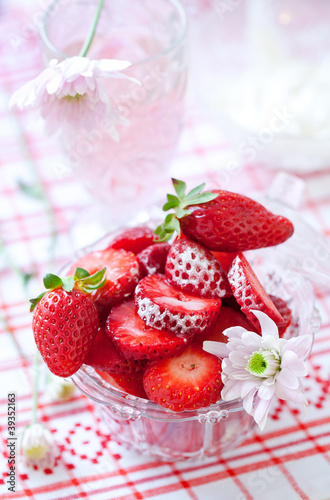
[68,248,140,321]
[105,300,190,360]
[97,370,147,399]
[165,239,232,299]
[31,267,106,377]
[135,274,221,338]
[143,343,223,411]
[194,305,257,344]
[155,179,294,252]
[227,252,285,334]
[137,242,170,276]
[85,327,148,374]
[212,251,238,274]
[108,226,156,254]
[269,295,292,336]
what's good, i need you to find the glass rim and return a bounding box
[39,0,188,64]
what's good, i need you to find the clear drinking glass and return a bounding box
[40,0,187,226]
[70,226,320,461]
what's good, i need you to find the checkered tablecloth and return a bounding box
[1,2,330,499]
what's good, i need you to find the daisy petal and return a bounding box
[251,310,279,338]
[203,341,228,358]
[253,397,273,430]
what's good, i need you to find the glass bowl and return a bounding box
[188,0,330,172]
[70,228,320,461]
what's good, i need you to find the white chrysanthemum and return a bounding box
[44,374,75,403]
[10,56,138,144]
[203,310,313,430]
[20,423,57,469]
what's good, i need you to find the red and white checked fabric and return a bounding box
[1,2,330,500]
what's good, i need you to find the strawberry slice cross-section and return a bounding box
[143,343,223,412]
[85,326,148,374]
[165,238,232,299]
[135,274,221,338]
[105,300,190,360]
[227,252,285,334]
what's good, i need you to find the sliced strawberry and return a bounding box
[97,370,147,399]
[194,305,257,344]
[212,251,238,274]
[269,295,292,336]
[179,190,294,252]
[135,274,221,338]
[143,343,223,412]
[85,327,148,374]
[227,252,285,334]
[105,300,190,360]
[108,227,156,254]
[68,248,140,322]
[165,239,232,299]
[137,242,170,276]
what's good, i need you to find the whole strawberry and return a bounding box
[31,267,106,377]
[155,179,294,252]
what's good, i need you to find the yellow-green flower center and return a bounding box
[246,350,280,378]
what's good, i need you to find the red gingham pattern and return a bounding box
[1,2,330,499]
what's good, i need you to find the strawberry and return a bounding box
[85,326,148,374]
[68,248,140,322]
[269,295,292,336]
[97,370,147,399]
[137,242,170,276]
[194,305,257,344]
[31,267,106,377]
[165,238,232,299]
[227,252,285,334]
[106,300,190,360]
[155,179,294,252]
[212,251,238,274]
[135,274,221,338]
[108,226,156,254]
[143,343,223,411]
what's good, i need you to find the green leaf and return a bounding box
[164,213,174,225]
[61,276,75,293]
[186,192,218,206]
[29,291,47,312]
[163,194,180,212]
[154,225,164,235]
[186,183,205,199]
[43,273,62,290]
[18,180,44,200]
[171,217,181,237]
[81,267,106,286]
[172,178,186,199]
[175,208,191,219]
[74,267,90,280]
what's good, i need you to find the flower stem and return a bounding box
[32,350,41,424]
[79,0,105,57]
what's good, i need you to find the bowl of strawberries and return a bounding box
[31,179,320,461]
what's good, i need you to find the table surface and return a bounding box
[1,2,330,500]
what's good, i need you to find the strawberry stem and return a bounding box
[30,267,107,312]
[32,350,41,424]
[155,178,218,242]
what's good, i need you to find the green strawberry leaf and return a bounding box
[187,192,217,205]
[172,178,186,199]
[43,274,62,289]
[154,178,218,242]
[61,276,75,293]
[74,267,90,280]
[30,267,107,313]
[186,183,205,199]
